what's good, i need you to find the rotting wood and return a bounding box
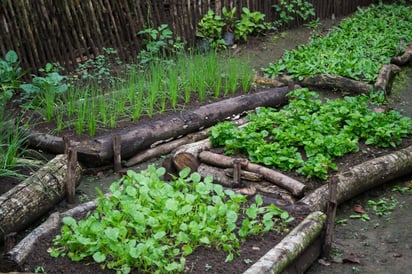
[299,145,412,212]
[373,64,401,95]
[244,211,326,274]
[391,40,412,66]
[299,74,373,94]
[75,87,290,167]
[198,151,307,197]
[0,154,82,241]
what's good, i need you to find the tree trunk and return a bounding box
[299,145,412,212]
[75,87,290,167]
[0,154,82,241]
[299,74,373,94]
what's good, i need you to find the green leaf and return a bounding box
[5,50,18,63]
[92,252,106,263]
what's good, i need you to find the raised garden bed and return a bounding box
[2,4,412,273]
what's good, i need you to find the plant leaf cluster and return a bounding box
[263,4,412,82]
[197,7,270,49]
[51,166,293,273]
[209,88,412,180]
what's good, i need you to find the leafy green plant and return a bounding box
[349,213,370,222]
[264,4,412,82]
[209,88,412,179]
[0,50,26,106]
[368,197,398,216]
[196,10,227,49]
[234,8,268,42]
[273,0,316,30]
[20,72,68,121]
[137,24,185,66]
[74,47,122,86]
[50,166,293,273]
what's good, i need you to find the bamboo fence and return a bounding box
[0,0,377,73]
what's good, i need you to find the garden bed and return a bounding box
[2,4,412,273]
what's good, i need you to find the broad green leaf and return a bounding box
[92,252,106,263]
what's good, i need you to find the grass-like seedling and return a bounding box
[50,166,293,273]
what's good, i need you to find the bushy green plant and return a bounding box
[0,50,26,106]
[74,47,122,86]
[209,88,412,180]
[197,7,269,49]
[50,166,293,273]
[20,72,68,121]
[264,4,412,82]
[234,7,269,42]
[137,24,185,65]
[196,10,227,49]
[273,0,316,30]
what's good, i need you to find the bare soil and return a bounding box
[2,17,412,273]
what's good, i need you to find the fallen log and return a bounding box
[391,40,412,66]
[244,211,326,274]
[198,151,307,197]
[172,138,213,171]
[299,145,412,212]
[0,154,82,241]
[373,64,401,95]
[75,87,290,167]
[125,128,210,167]
[299,74,373,94]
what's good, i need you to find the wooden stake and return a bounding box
[66,148,77,204]
[322,176,338,258]
[232,158,242,187]
[113,135,122,173]
[4,232,17,253]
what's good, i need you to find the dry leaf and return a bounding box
[343,255,362,264]
[236,187,256,196]
[353,204,367,214]
[252,246,260,251]
[318,258,331,266]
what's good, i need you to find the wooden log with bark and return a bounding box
[0,154,82,241]
[198,151,307,197]
[244,211,326,274]
[391,40,412,66]
[299,74,373,94]
[299,145,412,212]
[124,128,210,167]
[373,64,401,95]
[74,87,290,167]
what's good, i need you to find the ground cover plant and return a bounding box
[263,3,412,82]
[209,88,412,180]
[50,166,293,273]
